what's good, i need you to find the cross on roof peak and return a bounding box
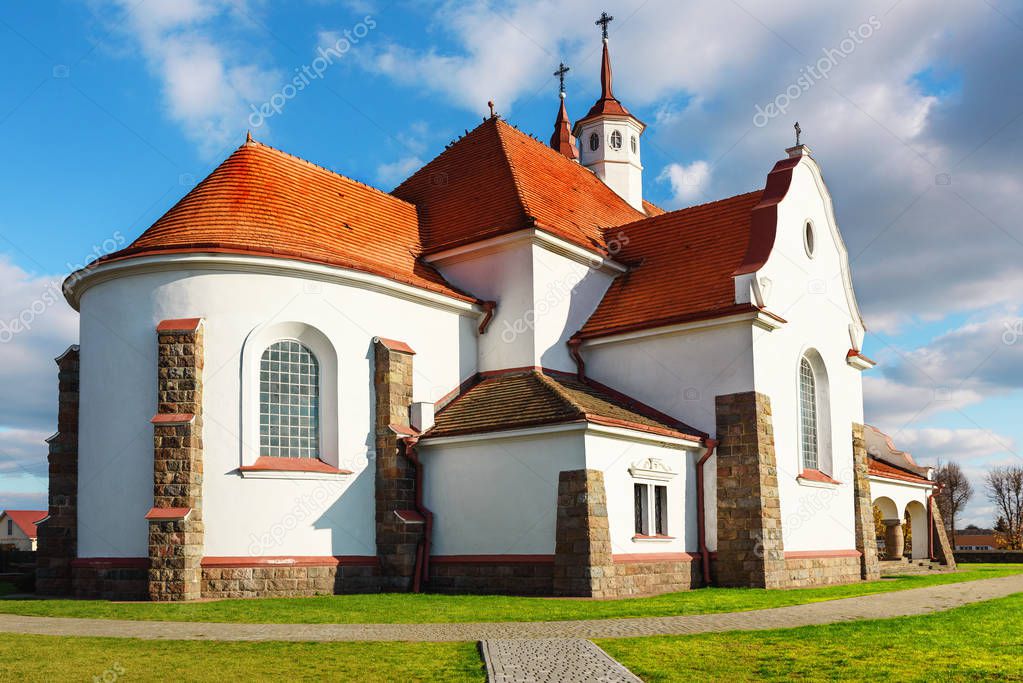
[596,11,613,40]
[554,62,570,95]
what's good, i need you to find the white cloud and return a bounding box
[376,155,424,187]
[99,0,282,157]
[658,160,711,207]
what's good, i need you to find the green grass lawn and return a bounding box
[0,636,484,682]
[599,592,1023,682]
[0,564,1019,624]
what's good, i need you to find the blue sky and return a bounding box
[1,0,1022,527]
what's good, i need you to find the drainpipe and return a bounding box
[567,338,586,380]
[695,438,719,587]
[402,435,434,593]
[478,301,496,334]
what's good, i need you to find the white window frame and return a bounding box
[796,349,832,476]
[240,321,340,470]
[633,481,669,538]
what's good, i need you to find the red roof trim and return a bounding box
[375,337,416,354]
[150,413,195,425]
[573,303,776,342]
[784,549,861,559]
[847,348,877,365]
[430,554,555,564]
[868,457,933,485]
[797,468,843,485]
[239,457,353,475]
[144,507,190,521]
[157,318,203,333]
[613,552,696,564]
[201,555,379,568]
[394,509,426,524]
[734,156,801,276]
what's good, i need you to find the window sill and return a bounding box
[238,456,352,481]
[796,468,842,489]
[632,534,675,543]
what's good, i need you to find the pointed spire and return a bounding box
[550,92,580,161]
[599,39,614,101]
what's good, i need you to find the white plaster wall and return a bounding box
[76,265,477,558]
[583,323,755,552]
[531,245,616,372]
[751,159,865,552]
[431,241,535,372]
[418,431,585,555]
[577,117,644,211]
[584,433,698,555]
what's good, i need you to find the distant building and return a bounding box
[0,510,46,551]
[955,529,1001,551]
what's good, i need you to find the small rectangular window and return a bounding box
[7,519,11,536]
[634,483,649,535]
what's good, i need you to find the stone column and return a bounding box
[147,318,205,601]
[851,424,880,580]
[373,337,422,591]
[36,346,80,596]
[714,392,786,588]
[929,499,957,569]
[883,520,904,560]
[553,469,616,598]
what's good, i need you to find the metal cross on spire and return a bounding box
[554,62,570,95]
[595,11,614,39]
[794,121,802,146]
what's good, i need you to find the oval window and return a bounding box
[589,132,599,151]
[610,130,623,149]
[804,221,815,258]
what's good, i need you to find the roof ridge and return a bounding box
[531,370,589,420]
[244,137,418,211]
[495,118,644,228]
[490,119,535,227]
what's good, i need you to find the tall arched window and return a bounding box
[260,340,319,459]
[798,356,819,470]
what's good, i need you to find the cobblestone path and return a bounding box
[0,573,1019,642]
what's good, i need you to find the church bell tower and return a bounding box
[573,12,645,211]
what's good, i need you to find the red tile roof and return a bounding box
[576,190,764,339]
[393,117,644,255]
[867,457,933,485]
[98,140,477,303]
[425,369,705,441]
[2,510,46,539]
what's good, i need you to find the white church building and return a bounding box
[36,25,954,601]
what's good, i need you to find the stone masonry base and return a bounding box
[200,563,381,599]
[782,555,863,588]
[71,562,148,601]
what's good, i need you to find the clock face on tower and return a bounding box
[589,132,599,151]
[610,130,622,150]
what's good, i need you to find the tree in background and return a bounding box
[935,461,973,547]
[986,466,1023,550]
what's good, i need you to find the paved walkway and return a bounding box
[481,639,641,683]
[0,574,1020,642]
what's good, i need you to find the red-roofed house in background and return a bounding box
[37,18,952,602]
[0,510,46,551]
